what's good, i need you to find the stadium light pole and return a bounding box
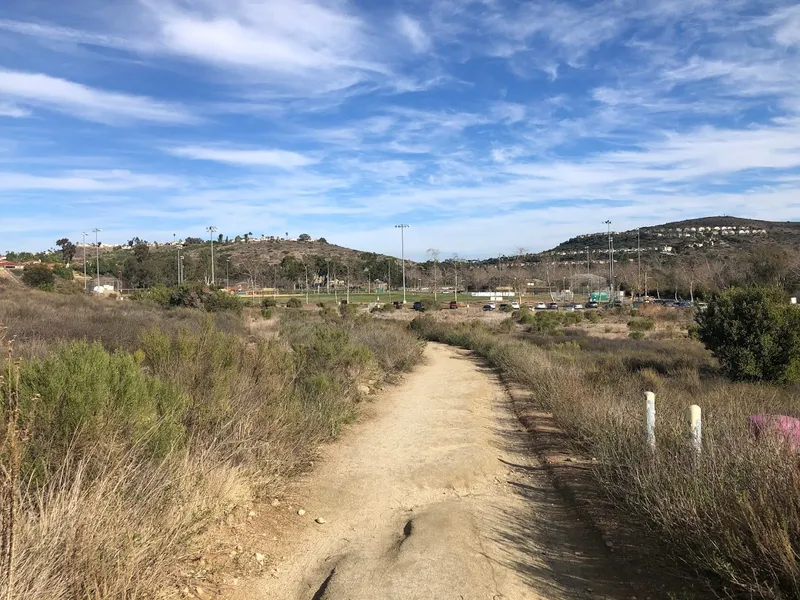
[604,220,614,302]
[395,224,409,304]
[637,227,642,298]
[304,263,309,305]
[206,226,217,285]
[82,232,89,291]
[226,258,230,290]
[92,228,102,291]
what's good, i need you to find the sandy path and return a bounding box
[242,343,636,600]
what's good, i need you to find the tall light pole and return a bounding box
[226,258,230,290]
[637,228,642,298]
[206,226,217,285]
[388,261,392,303]
[585,246,590,298]
[82,232,89,291]
[604,220,614,302]
[179,254,184,284]
[395,224,409,304]
[326,259,331,294]
[92,228,102,291]
[346,263,350,304]
[365,268,370,294]
[174,233,180,286]
[304,264,309,305]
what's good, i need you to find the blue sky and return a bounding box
[1,0,799,259]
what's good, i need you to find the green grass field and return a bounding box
[240,290,590,306]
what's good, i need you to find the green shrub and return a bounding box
[696,285,800,383]
[629,331,645,340]
[420,298,440,311]
[203,289,243,314]
[628,318,655,331]
[262,297,277,309]
[286,297,303,308]
[19,341,187,470]
[52,264,73,280]
[132,284,172,306]
[584,310,602,323]
[261,307,274,319]
[22,263,55,290]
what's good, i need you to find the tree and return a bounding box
[318,237,328,244]
[217,233,224,243]
[696,285,800,383]
[298,233,312,242]
[56,238,77,265]
[21,263,55,290]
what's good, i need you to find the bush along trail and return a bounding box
[410,289,800,599]
[0,288,423,600]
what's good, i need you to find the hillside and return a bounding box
[546,216,800,260]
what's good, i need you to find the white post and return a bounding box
[689,405,702,455]
[645,392,656,451]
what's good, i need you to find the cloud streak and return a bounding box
[0,70,196,124]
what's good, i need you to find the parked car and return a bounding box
[482,303,495,311]
[573,303,584,310]
[535,302,547,310]
[449,300,459,309]
[564,304,576,312]
[547,303,559,310]
[499,303,510,311]
[511,301,521,309]
[586,301,599,309]
[392,301,403,309]
[413,301,423,311]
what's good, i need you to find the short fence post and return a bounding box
[645,391,656,451]
[689,404,702,455]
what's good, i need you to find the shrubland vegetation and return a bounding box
[0,284,423,598]
[411,289,800,598]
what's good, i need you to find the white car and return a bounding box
[573,303,584,310]
[511,301,520,309]
[534,302,547,310]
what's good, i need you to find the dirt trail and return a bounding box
[242,343,636,600]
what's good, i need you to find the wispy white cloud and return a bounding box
[0,169,183,191]
[0,102,29,118]
[397,14,432,53]
[167,145,316,169]
[0,70,196,124]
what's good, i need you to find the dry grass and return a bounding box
[411,314,800,598]
[0,291,423,599]
[0,285,244,358]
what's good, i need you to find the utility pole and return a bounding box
[206,226,217,285]
[346,263,350,304]
[604,220,614,302]
[92,228,102,291]
[174,233,180,286]
[585,246,590,297]
[388,261,392,303]
[226,259,230,290]
[637,228,642,299]
[427,248,440,302]
[179,254,184,284]
[326,259,331,294]
[365,268,370,294]
[82,232,88,291]
[453,254,459,303]
[304,264,309,305]
[395,224,409,303]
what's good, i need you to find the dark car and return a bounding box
[483,303,495,311]
[392,301,403,309]
[413,301,424,311]
[586,301,599,309]
[547,303,559,310]
[449,300,459,309]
